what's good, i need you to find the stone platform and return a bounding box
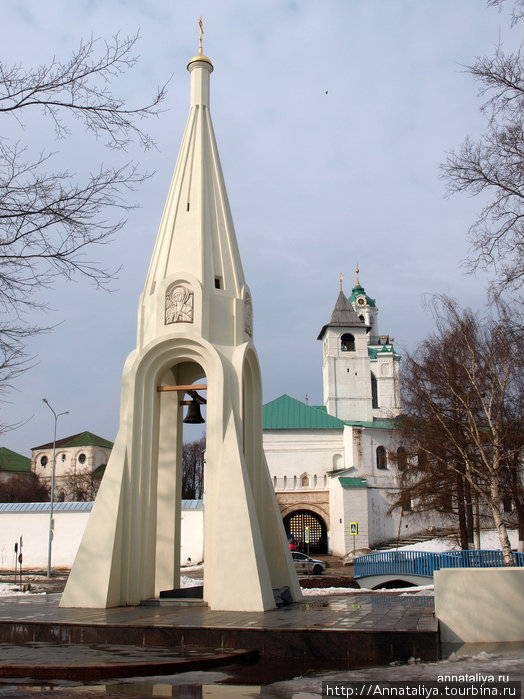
[0,591,438,678]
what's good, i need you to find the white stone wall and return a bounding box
[0,503,203,570]
[264,430,344,489]
[328,477,346,555]
[371,355,401,417]
[342,486,369,552]
[435,568,524,643]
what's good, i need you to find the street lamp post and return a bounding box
[42,398,69,578]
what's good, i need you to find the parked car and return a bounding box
[292,551,326,575]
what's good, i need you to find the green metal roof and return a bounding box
[0,447,31,472]
[32,431,114,451]
[263,394,346,430]
[263,396,398,431]
[339,477,368,488]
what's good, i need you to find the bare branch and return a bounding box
[394,296,524,562]
[0,32,168,406]
[441,7,524,296]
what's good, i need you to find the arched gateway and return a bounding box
[284,510,328,554]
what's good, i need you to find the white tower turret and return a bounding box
[318,270,401,423]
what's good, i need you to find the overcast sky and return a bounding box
[2,0,518,456]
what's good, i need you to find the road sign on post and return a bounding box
[304,525,310,565]
[349,522,358,556]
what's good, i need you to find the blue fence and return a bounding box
[354,549,524,580]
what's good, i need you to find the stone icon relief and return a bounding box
[244,295,253,337]
[165,284,194,324]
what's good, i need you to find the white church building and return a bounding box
[263,270,431,557]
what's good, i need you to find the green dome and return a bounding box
[348,283,376,308]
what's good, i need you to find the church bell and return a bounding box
[183,397,205,424]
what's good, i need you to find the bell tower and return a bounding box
[318,269,401,423]
[60,23,301,611]
[318,274,373,422]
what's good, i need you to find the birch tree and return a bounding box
[395,297,523,564]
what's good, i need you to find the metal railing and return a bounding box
[354,549,524,579]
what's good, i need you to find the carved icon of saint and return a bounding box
[165,284,194,324]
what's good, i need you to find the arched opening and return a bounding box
[283,510,328,554]
[376,445,387,470]
[155,359,207,595]
[371,372,378,408]
[397,447,407,470]
[341,333,355,352]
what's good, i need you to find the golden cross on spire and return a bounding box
[339,272,344,291]
[198,17,204,54]
[355,264,360,286]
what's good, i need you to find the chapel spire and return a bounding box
[138,22,247,349]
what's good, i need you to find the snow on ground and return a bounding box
[269,649,524,697]
[394,529,519,552]
[302,584,434,596]
[0,583,44,597]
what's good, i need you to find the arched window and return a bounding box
[376,446,387,470]
[397,447,407,470]
[341,333,355,352]
[401,493,412,512]
[371,372,378,408]
[301,475,310,488]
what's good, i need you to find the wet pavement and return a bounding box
[0,589,437,680]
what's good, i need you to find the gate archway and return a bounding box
[283,510,327,554]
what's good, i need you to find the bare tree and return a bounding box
[0,32,167,391]
[60,466,104,502]
[182,436,205,500]
[394,297,523,564]
[440,1,524,296]
[0,472,49,502]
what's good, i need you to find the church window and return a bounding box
[376,446,387,470]
[40,455,48,467]
[301,475,310,487]
[397,447,407,470]
[440,491,453,512]
[78,453,86,465]
[371,373,378,408]
[341,333,355,352]
[401,493,412,512]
